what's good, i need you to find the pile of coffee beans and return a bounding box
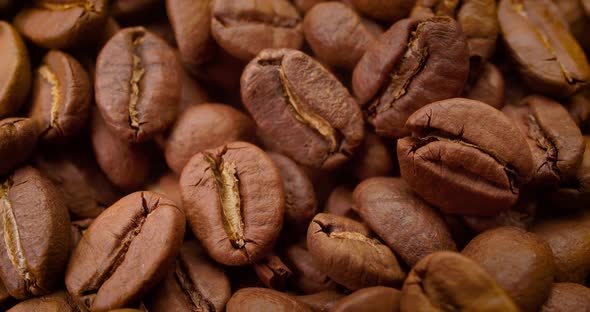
[1,0,590,311]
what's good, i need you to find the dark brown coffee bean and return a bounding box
[398,98,534,216]
[143,240,231,312]
[401,252,519,311]
[0,166,71,299]
[307,213,406,291]
[349,131,394,181]
[13,0,108,49]
[532,211,590,283]
[303,2,382,70]
[165,103,256,174]
[332,287,400,312]
[498,0,590,96]
[348,0,414,23]
[7,290,79,312]
[0,21,30,118]
[541,283,590,312]
[504,95,584,188]
[354,177,456,267]
[241,49,365,169]
[268,152,317,241]
[95,27,181,142]
[283,244,337,294]
[29,50,91,142]
[411,0,498,67]
[324,186,355,218]
[65,191,185,311]
[166,0,214,67]
[180,141,285,266]
[211,0,303,62]
[0,118,38,176]
[462,62,505,109]
[254,253,292,290]
[352,17,470,138]
[296,290,345,312]
[35,144,121,219]
[90,108,151,192]
[462,227,556,311]
[227,288,311,312]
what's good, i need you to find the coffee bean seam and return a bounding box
[173,258,215,311]
[312,219,382,250]
[38,1,96,12]
[213,9,300,29]
[366,21,429,119]
[526,113,561,177]
[37,66,61,129]
[0,177,37,296]
[129,33,146,135]
[511,1,585,86]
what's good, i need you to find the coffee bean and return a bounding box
[352,17,470,138]
[180,141,285,266]
[242,48,365,169]
[349,132,395,181]
[143,240,231,312]
[397,98,534,216]
[295,290,345,312]
[532,211,590,283]
[13,0,108,49]
[165,103,256,174]
[211,0,304,62]
[324,186,355,218]
[462,62,505,109]
[0,166,71,299]
[95,27,181,142]
[0,118,38,176]
[112,0,159,18]
[541,283,590,312]
[152,172,182,207]
[307,213,406,291]
[254,253,292,290]
[400,252,520,312]
[0,21,30,119]
[332,287,401,312]
[498,0,590,96]
[353,177,456,267]
[226,288,311,312]
[567,90,590,132]
[348,0,414,23]
[7,290,79,312]
[29,50,91,142]
[283,244,337,294]
[303,2,382,70]
[462,194,537,233]
[553,0,590,52]
[65,191,185,311]
[463,227,556,311]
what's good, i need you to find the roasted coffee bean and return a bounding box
[166,0,214,67]
[296,290,345,312]
[152,172,182,207]
[66,191,185,311]
[283,244,337,294]
[504,96,584,188]
[462,194,537,233]
[462,62,505,109]
[143,240,231,312]
[400,252,520,312]
[541,283,590,312]
[398,98,534,216]
[553,0,590,52]
[29,50,91,142]
[532,211,590,283]
[348,0,414,23]
[35,144,120,219]
[226,288,311,312]
[0,280,13,311]
[0,166,70,299]
[211,0,304,62]
[567,90,590,132]
[293,0,326,13]
[352,17,470,138]
[241,49,365,169]
[95,27,181,143]
[584,0,590,15]
[354,177,456,267]
[177,68,210,113]
[332,287,400,312]
[303,2,382,71]
[498,0,590,96]
[13,0,108,49]
[0,118,38,176]
[180,142,285,266]
[254,253,292,290]
[349,132,394,181]
[7,290,79,312]
[90,108,151,192]
[462,227,556,311]
[268,152,317,241]
[165,103,256,174]
[70,218,93,251]
[411,0,498,67]
[307,213,406,291]
[324,186,355,218]
[0,21,30,118]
